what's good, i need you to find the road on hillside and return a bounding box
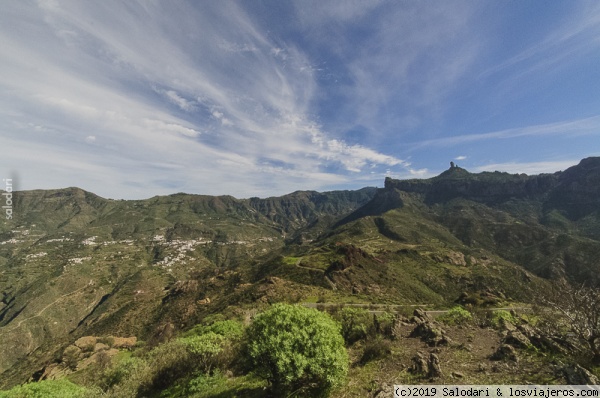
[301,302,532,316]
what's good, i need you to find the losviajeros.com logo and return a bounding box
[3,178,12,219]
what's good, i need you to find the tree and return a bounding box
[539,282,600,365]
[246,303,348,396]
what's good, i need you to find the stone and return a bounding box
[374,383,393,398]
[503,330,531,349]
[428,353,443,378]
[562,363,599,385]
[74,336,97,351]
[411,308,431,323]
[110,336,137,349]
[491,344,518,362]
[409,321,451,347]
[93,343,109,352]
[410,352,429,375]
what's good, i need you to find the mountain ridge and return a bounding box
[1,157,600,388]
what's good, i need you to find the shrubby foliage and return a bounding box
[488,309,518,329]
[0,379,88,398]
[246,303,348,395]
[438,306,473,326]
[338,307,371,345]
[360,336,392,365]
[538,283,600,365]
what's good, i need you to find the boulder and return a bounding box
[110,336,137,349]
[409,352,443,379]
[409,321,451,347]
[561,363,599,385]
[428,353,443,378]
[74,336,97,351]
[491,344,518,362]
[410,352,429,375]
[411,308,431,323]
[94,343,109,352]
[503,330,531,349]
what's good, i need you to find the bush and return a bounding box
[101,356,148,391]
[373,311,396,336]
[62,346,81,371]
[246,303,348,396]
[439,306,473,326]
[0,379,88,398]
[360,337,391,365]
[489,310,518,329]
[137,340,193,395]
[184,320,244,340]
[179,332,226,373]
[338,307,371,345]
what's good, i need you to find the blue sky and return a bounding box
[1,1,600,199]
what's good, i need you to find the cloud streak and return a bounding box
[408,116,600,150]
[0,1,408,198]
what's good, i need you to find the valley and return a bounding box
[1,158,599,395]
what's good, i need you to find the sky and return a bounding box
[1,1,600,199]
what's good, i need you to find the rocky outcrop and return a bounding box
[409,309,451,347]
[410,352,443,378]
[491,344,518,362]
[384,157,600,219]
[561,363,599,385]
[39,335,133,381]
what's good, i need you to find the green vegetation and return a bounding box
[3,158,600,392]
[438,306,473,326]
[489,310,519,329]
[0,379,89,398]
[246,303,349,396]
[338,307,371,345]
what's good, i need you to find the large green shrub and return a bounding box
[0,379,88,398]
[246,303,348,395]
[179,332,226,373]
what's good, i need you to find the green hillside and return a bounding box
[1,158,600,394]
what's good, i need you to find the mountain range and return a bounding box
[1,157,600,388]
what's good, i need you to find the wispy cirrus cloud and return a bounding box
[408,115,600,150]
[480,2,600,81]
[2,1,598,199]
[291,1,482,138]
[0,1,407,198]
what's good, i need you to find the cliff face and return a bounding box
[385,169,558,204]
[548,157,600,218]
[384,158,600,219]
[356,157,600,286]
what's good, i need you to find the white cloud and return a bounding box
[0,1,410,198]
[164,90,196,112]
[409,116,600,149]
[455,155,467,161]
